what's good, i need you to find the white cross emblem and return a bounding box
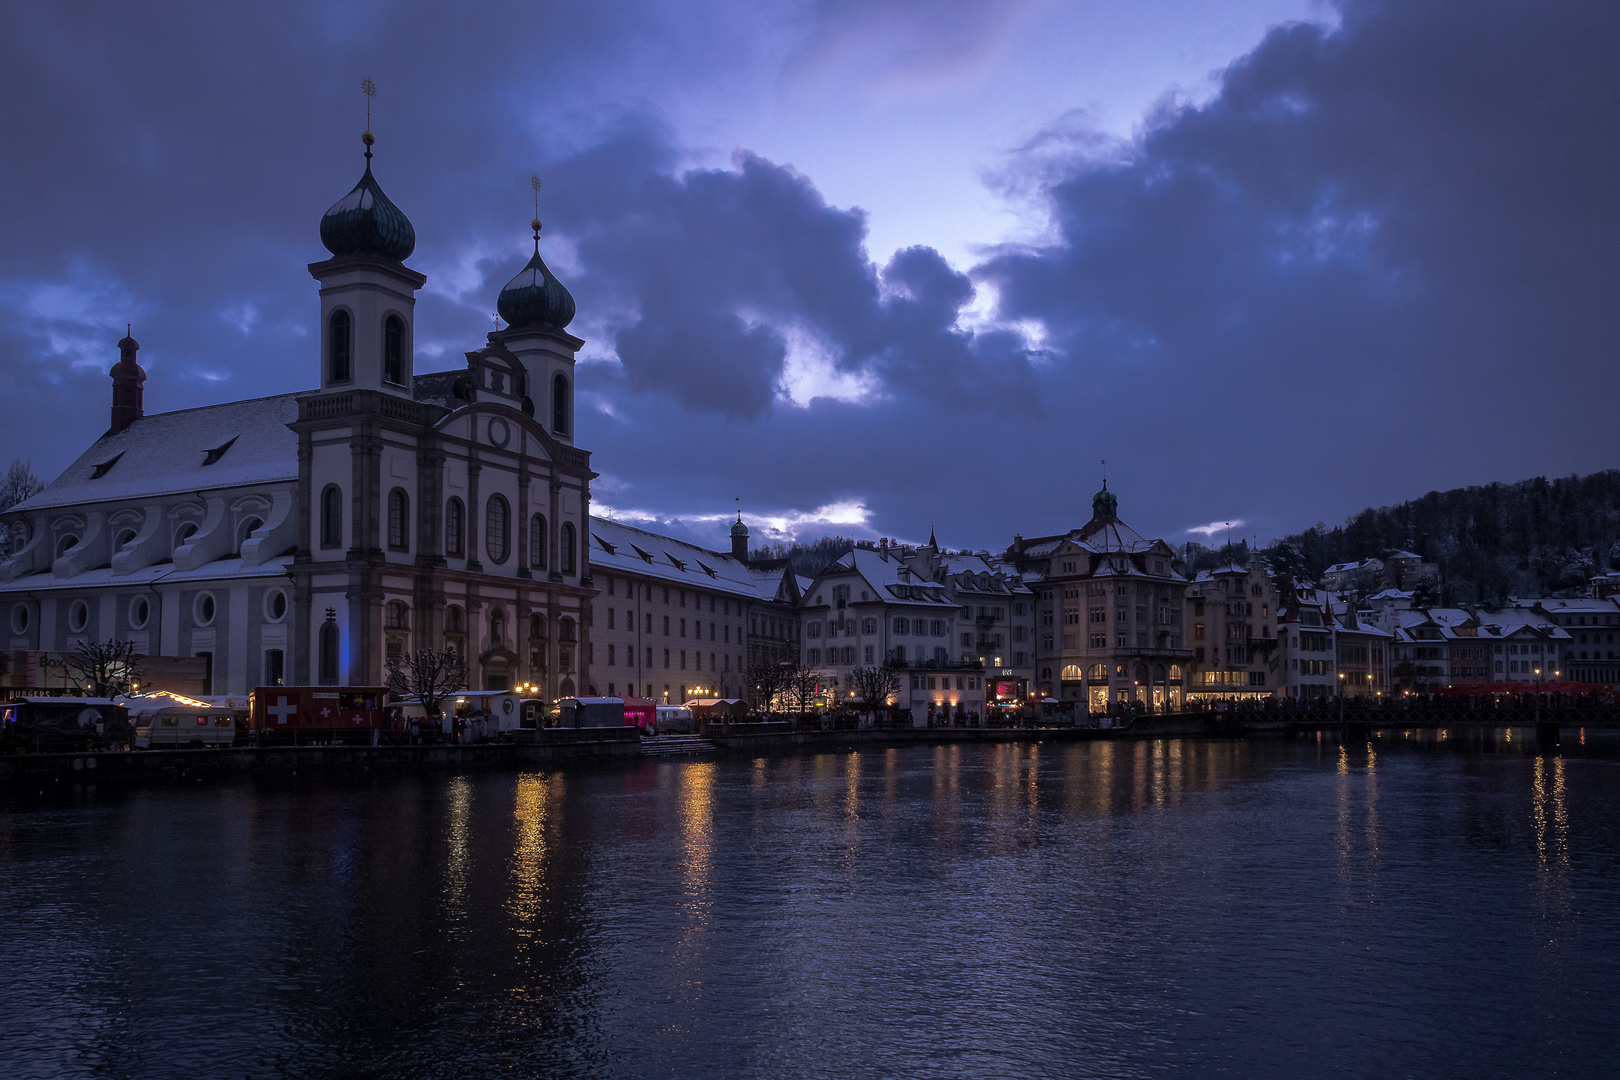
[267,696,297,725]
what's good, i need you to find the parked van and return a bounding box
[654,704,695,734]
[127,693,237,749]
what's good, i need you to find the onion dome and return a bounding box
[497,220,575,330]
[731,514,749,539]
[1092,480,1118,520]
[319,132,415,261]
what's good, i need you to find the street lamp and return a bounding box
[1338,671,1346,725]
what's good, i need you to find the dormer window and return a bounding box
[91,451,125,478]
[202,436,238,465]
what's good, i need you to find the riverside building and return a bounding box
[1003,484,1191,712]
[584,514,801,703]
[0,129,599,698]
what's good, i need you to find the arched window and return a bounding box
[319,618,340,685]
[529,513,547,569]
[56,534,79,557]
[384,315,405,385]
[444,497,465,557]
[387,488,409,551]
[558,616,576,642]
[529,613,545,639]
[552,373,570,435]
[1087,663,1108,681]
[329,310,352,383]
[115,528,137,550]
[486,494,510,563]
[175,522,198,548]
[561,521,576,575]
[385,600,410,629]
[443,605,464,632]
[1061,664,1083,680]
[237,516,263,553]
[320,485,343,548]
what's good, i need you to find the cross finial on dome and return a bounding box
[360,77,377,160]
[530,174,543,253]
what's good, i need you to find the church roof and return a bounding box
[497,232,575,331]
[320,153,415,262]
[12,393,306,512]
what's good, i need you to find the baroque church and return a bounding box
[0,130,603,697]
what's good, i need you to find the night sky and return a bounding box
[3,0,1616,552]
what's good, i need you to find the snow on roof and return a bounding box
[806,547,957,608]
[1526,597,1620,613]
[1388,550,1423,560]
[589,517,777,601]
[13,393,307,512]
[0,554,294,595]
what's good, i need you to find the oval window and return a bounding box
[265,589,287,622]
[129,596,150,629]
[67,600,89,633]
[10,603,30,634]
[194,592,216,626]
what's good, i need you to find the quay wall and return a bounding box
[3,709,1613,788]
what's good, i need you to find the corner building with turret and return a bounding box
[0,135,602,698]
[1002,484,1193,712]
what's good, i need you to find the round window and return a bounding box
[10,603,29,634]
[67,600,89,633]
[194,592,216,626]
[265,589,287,622]
[129,596,150,629]
[116,529,137,549]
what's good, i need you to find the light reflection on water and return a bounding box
[2,730,1620,1079]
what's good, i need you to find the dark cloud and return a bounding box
[979,0,1620,527]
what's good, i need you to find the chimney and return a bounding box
[109,328,146,435]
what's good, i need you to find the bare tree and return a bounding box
[848,663,901,725]
[745,660,790,716]
[0,460,44,556]
[786,666,821,727]
[385,647,468,723]
[60,639,144,699]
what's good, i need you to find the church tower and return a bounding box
[308,130,424,396]
[490,196,581,445]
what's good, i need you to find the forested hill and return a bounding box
[1274,470,1620,603]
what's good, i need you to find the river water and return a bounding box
[2,729,1618,1079]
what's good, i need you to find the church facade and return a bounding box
[0,133,631,699]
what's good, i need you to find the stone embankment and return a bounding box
[3,707,1613,787]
